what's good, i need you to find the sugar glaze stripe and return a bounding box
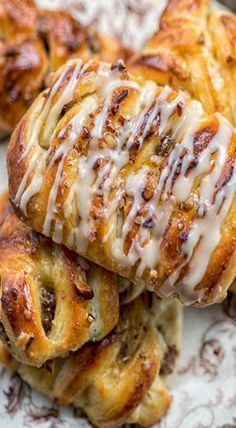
[14,59,236,304]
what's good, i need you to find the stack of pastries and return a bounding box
[0,0,235,426]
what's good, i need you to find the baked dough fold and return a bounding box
[8,59,236,306]
[129,0,236,125]
[0,293,182,427]
[0,193,119,367]
[0,0,129,135]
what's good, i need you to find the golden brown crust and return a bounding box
[208,9,236,124]
[0,0,129,135]
[37,9,130,70]
[0,193,119,367]
[0,38,47,136]
[7,59,236,306]
[128,0,236,125]
[0,294,182,427]
[0,0,37,41]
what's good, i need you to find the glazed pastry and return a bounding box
[129,0,236,125]
[0,293,182,427]
[0,193,119,367]
[8,59,236,306]
[0,0,129,136]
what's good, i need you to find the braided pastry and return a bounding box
[0,192,119,367]
[0,0,129,136]
[8,58,236,306]
[0,293,182,427]
[129,0,236,125]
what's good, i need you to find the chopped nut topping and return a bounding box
[142,188,153,202]
[87,313,95,323]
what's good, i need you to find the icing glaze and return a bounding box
[14,59,236,304]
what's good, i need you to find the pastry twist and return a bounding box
[129,0,236,125]
[0,293,182,427]
[0,193,119,367]
[8,59,236,306]
[0,0,129,136]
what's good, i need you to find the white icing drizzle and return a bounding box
[126,85,169,150]
[91,79,140,140]
[43,95,98,238]
[16,59,92,214]
[62,65,160,251]
[113,111,235,303]
[65,147,129,252]
[160,114,235,303]
[15,152,38,208]
[15,58,236,304]
[42,59,84,145]
[22,61,76,159]
[112,167,176,276]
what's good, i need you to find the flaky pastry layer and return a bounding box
[0,0,129,135]
[8,59,236,306]
[0,293,182,427]
[129,0,236,125]
[0,193,119,367]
